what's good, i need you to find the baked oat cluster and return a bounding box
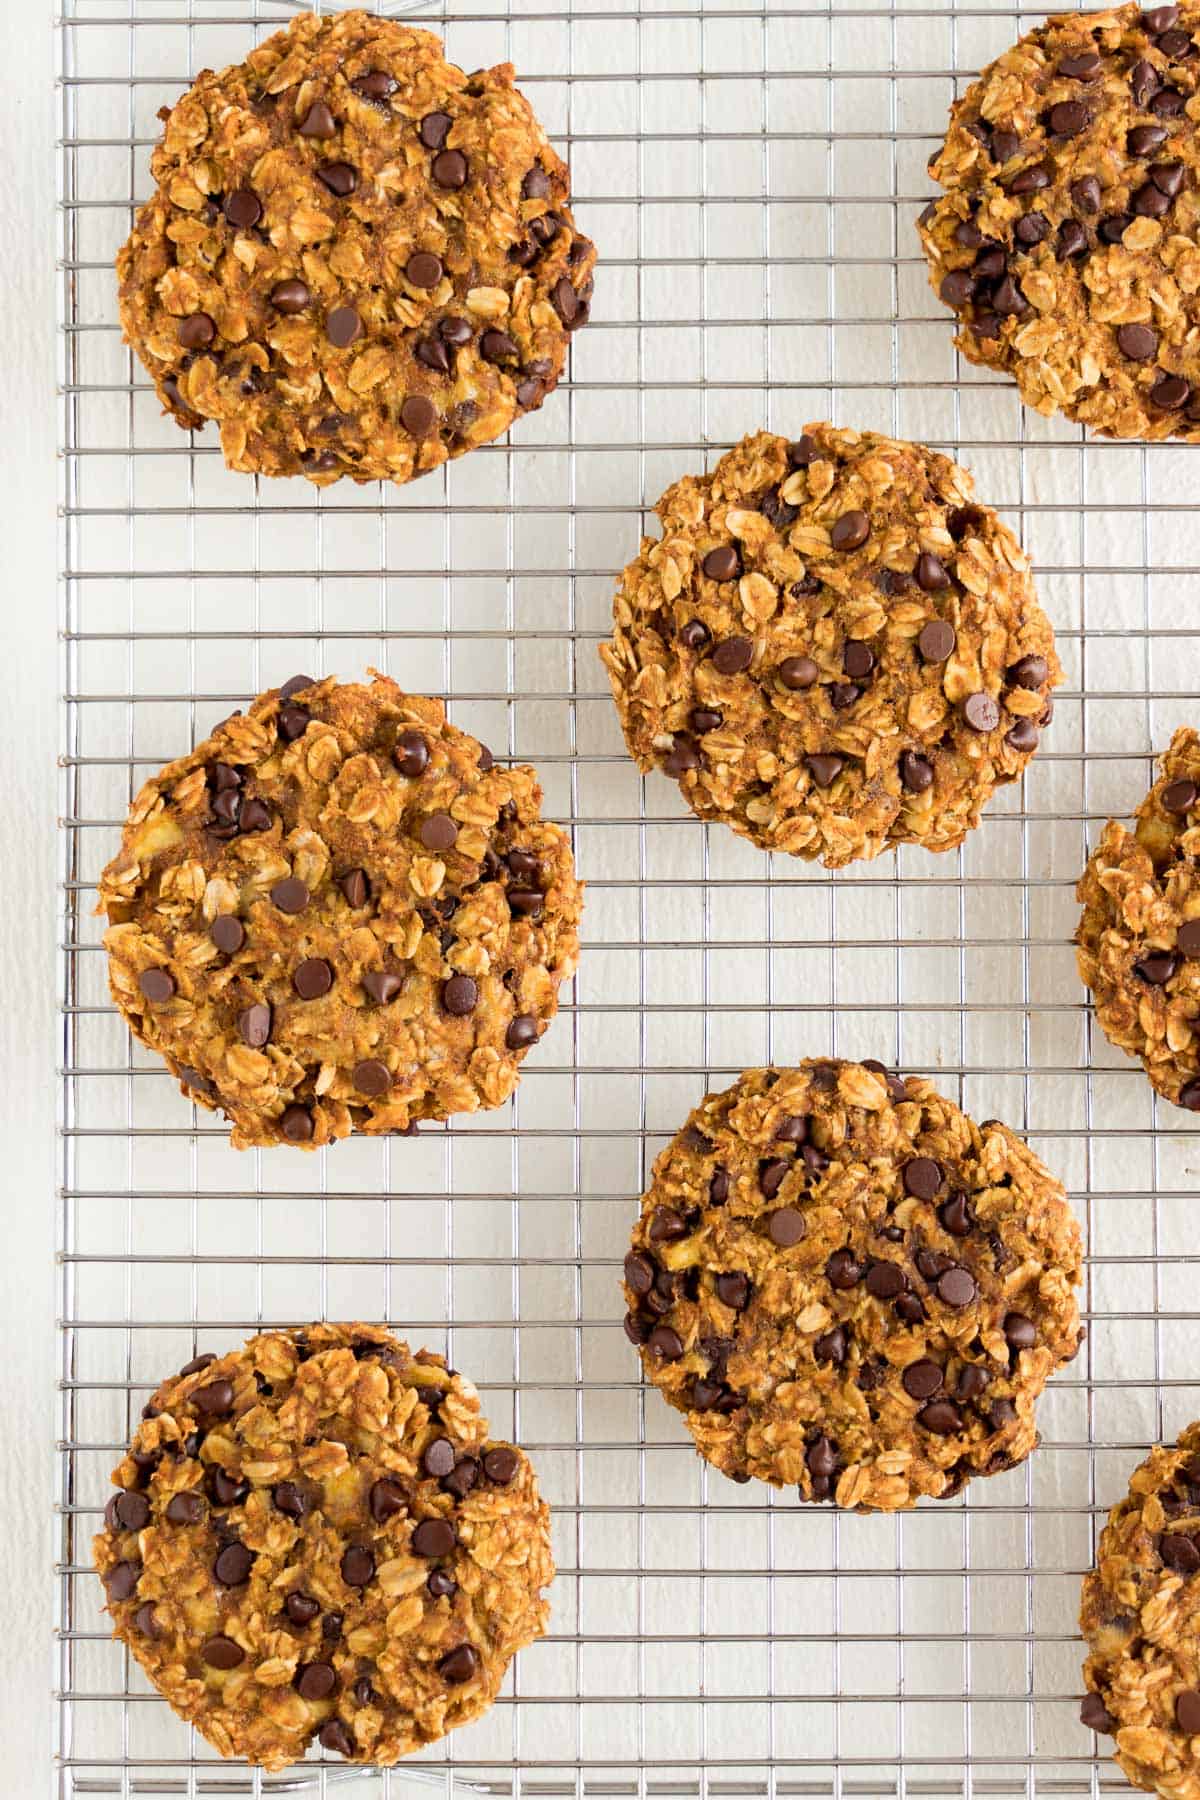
[920,3,1200,441]
[1080,1421,1200,1798]
[117,8,595,485]
[93,1324,552,1771]
[1077,728,1200,1112]
[97,672,582,1150]
[621,1060,1082,1511]
[600,427,1059,868]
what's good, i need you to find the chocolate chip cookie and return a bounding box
[1080,1422,1200,1795]
[97,672,582,1149]
[920,4,1200,441]
[600,427,1059,868]
[1077,728,1200,1112]
[116,8,595,485]
[621,1060,1082,1511]
[93,1324,552,1770]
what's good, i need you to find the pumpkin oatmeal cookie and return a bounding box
[621,1060,1082,1511]
[600,426,1059,868]
[1080,1422,1200,1796]
[1077,727,1200,1112]
[919,3,1200,440]
[97,672,582,1150]
[116,8,595,484]
[93,1324,553,1770]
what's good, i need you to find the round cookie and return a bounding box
[919,3,1200,441]
[117,8,595,485]
[1080,1422,1200,1796]
[1077,727,1200,1112]
[600,426,1059,868]
[96,672,582,1149]
[621,1060,1082,1511]
[93,1324,552,1770]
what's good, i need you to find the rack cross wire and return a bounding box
[55,0,1200,1794]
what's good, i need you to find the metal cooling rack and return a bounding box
[54,0,1200,1794]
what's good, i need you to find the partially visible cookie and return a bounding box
[600,426,1059,869]
[117,8,595,485]
[621,1060,1082,1511]
[920,3,1200,441]
[93,1325,553,1770]
[1080,1422,1200,1797]
[1077,728,1200,1112]
[97,672,582,1149]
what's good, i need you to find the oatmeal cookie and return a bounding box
[599,426,1059,868]
[621,1060,1082,1511]
[920,4,1200,441]
[116,8,595,485]
[97,672,582,1150]
[1080,1422,1200,1797]
[1077,728,1200,1111]
[93,1324,552,1770]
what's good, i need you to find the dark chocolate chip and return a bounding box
[830,510,870,552]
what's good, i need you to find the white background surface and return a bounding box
[20,0,1200,1794]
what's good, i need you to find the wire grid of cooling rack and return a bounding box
[53,0,1200,1794]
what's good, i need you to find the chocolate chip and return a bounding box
[1008,163,1050,194]
[903,1156,943,1200]
[1178,1689,1200,1734]
[297,1661,337,1701]
[401,394,438,436]
[224,188,261,227]
[1134,180,1172,217]
[298,100,336,138]
[239,797,271,833]
[484,1446,520,1485]
[677,618,710,651]
[428,1569,458,1600]
[318,1718,355,1757]
[363,970,402,1004]
[1152,372,1191,409]
[412,1518,457,1558]
[962,692,1000,733]
[648,1206,687,1243]
[806,1434,838,1497]
[420,812,459,854]
[1161,1530,1200,1572]
[317,160,358,197]
[814,1324,848,1366]
[273,1481,307,1520]
[192,1377,234,1417]
[710,1168,730,1205]
[480,328,518,362]
[761,486,799,530]
[290,957,332,1002]
[1135,951,1179,985]
[703,545,741,582]
[831,510,870,552]
[1057,219,1089,260]
[392,729,430,777]
[1130,122,1170,158]
[111,1489,149,1532]
[340,1546,374,1587]
[1060,51,1103,79]
[865,1261,904,1299]
[207,911,244,956]
[663,735,700,778]
[278,704,311,742]
[285,1590,321,1625]
[416,336,451,374]
[712,635,754,675]
[624,1252,655,1297]
[417,109,453,150]
[843,640,875,680]
[442,975,478,1016]
[1004,1311,1037,1351]
[1152,160,1186,195]
[507,887,545,920]
[885,752,930,804]
[214,1542,253,1585]
[936,1265,978,1308]
[1118,323,1159,361]
[940,270,975,307]
[715,1272,750,1310]
[1178,920,1200,956]
[1163,779,1198,814]
[271,877,309,913]
[1099,212,1133,244]
[432,148,468,189]
[647,1325,684,1361]
[138,968,175,1003]
[902,1358,943,1399]
[767,1207,806,1247]
[916,619,956,665]
[352,1059,392,1098]
[918,1399,963,1434]
[439,1643,479,1684]
[690,707,723,735]
[1048,101,1088,136]
[327,305,361,349]
[506,1014,539,1050]
[165,1491,202,1525]
[210,1467,248,1507]
[990,130,1021,164]
[442,1456,479,1498]
[177,313,215,349]
[202,1634,244,1668]
[322,1611,344,1640]
[806,754,844,788]
[238,1003,271,1049]
[1080,1692,1115,1733]
[938,1192,973,1237]
[827,1249,862,1288]
[280,1104,314,1143]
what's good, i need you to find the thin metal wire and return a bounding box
[55,0,1198,1796]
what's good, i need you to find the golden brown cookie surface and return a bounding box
[600,427,1058,868]
[920,3,1200,440]
[117,8,595,484]
[1077,727,1200,1112]
[97,672,582,1149]
[93,1324,552,1771]
[1080,1423,1200,1796]
[622,1060,1082,1511]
